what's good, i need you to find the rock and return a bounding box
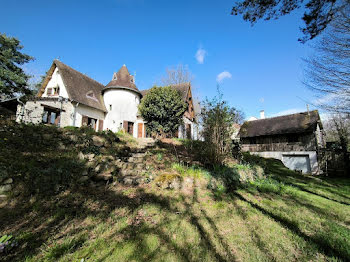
[93,172,112,181]
[69,134,78,142]
[78,176,89,183]
[120,169,131,176]
[167,179,181,190]
[86,161,95,168]
[102,155,114,162]
[135,163,144,170]
[86,153,95,161]
[78,152,85,160]
[0,195,7,201]
[94,165,103,173]
[58,142,66,150]
[103,141,111,148]
[92,136,105,147]
[123,177,133,185]
[2,178,13,185]
[0,184,12,194]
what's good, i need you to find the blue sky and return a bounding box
[2,0,320,119]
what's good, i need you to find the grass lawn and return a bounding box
[1,165,349,261]
[0,125,349,261]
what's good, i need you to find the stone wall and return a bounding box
[0,177,13,199]
[16,99,74,127]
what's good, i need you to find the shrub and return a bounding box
[138,86,187,137]
[200,89,244,165]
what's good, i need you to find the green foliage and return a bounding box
[156,152,163,161]
[0,33,34,98]
[200,88,243,165]
[0,234,17,253]
[231,0,342,42]
[247,178,298,196]
[138,86,187,137]
[172,162,208,178]
[44,235,86,260]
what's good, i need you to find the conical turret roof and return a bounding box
[104,65,140,94]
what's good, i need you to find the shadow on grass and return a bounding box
[0,180,241,262]
[265,160,350,205]
[231,192,350,261]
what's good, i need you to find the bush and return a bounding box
[139,86,187,137]
[200,89,244,165]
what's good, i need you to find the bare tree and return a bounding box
[323,113,350,174]
[303,1,350,113]
[160,64,193,86]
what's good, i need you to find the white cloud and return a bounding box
[259,97,265,103]
[216,71,232,83]
[195,47,207,64]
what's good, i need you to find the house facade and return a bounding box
[239,110,324,174]
[16,60,197,139]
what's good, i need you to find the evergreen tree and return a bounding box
[0,33,34,99]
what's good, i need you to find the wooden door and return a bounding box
[186,124,191,139]
[123,121,128,132]
[98,120,104,131]
[138,123,143,138]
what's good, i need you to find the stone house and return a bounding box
[239,110,324,174]
[17,60,198,139]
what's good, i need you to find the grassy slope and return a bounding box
[0,125,350,262]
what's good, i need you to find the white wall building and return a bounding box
[17,60,197,139]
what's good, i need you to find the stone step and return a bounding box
[118,175,153,186]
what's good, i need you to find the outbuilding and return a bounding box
[239,110,324,174]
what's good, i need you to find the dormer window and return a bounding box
[47,86,59,96]
[112,72,118,80]
[86,91,98,101]
[53,86,59,95]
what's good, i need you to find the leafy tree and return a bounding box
[231,0,348,42]
[200,88,243,165]
[0,33,34,99]
[139,86,187,137]
[303,4,350,112]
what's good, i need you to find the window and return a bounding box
[127,122,133,135]
[86,91,98,101]
[42,107,60,126]
[81,115,98,130]
[112,72,117,80]
[47,87,59,96]
[109,104,112,111]
[53,86,59,95]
